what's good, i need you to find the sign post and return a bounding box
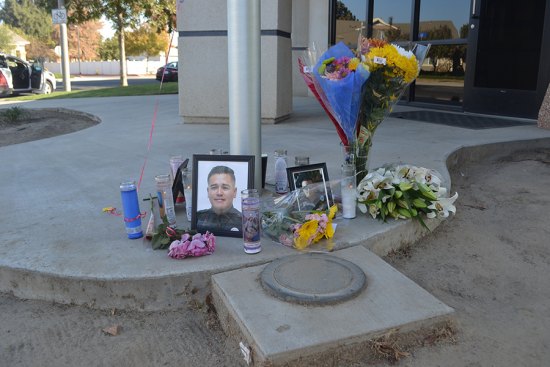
[52,5,71,91]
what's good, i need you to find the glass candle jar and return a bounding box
[241,189,261,254]
[341,163,357,219]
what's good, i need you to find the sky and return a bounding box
[100,17,115,39]
[344,0,470,30]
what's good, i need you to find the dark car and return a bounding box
[156,61,178,82]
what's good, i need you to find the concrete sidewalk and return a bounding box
[1,95,549,311]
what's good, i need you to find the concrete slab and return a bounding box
[212,246,454,366]
[1,95,550,311]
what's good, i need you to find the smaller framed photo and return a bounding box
[286,163,332,211]
[191,154,255,237]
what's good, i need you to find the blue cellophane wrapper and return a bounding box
[313,42,370,142]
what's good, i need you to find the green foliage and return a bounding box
[125,26,168,58]
[7,82,179,101]
[0,25,14,52]
[0,0,53,41]
[66,0,176,84]
[0,107,28,123]
[459,23,469,39]
[425,25,466,75]
[150,216,195,250]
[336,0,357,21]
[143,0,177,33]
[99,37,120,60]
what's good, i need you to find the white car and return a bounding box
[0,53,56,97]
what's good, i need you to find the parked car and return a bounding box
[0,53,56,97]
[156,61,178,82]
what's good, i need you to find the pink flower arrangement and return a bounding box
[168,232,216,259]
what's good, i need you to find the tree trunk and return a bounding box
[117,14,128,87]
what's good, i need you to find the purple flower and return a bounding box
[168,232,216,259]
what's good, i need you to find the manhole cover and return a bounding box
[260,253,367,305]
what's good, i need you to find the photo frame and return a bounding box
[191,154,255,237]
[286,163,332,211]
[171,158,189,204]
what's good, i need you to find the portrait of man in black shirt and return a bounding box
[196,165,242,234]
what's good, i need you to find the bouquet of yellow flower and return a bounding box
[262,189,338,251]
[300,36,430,183]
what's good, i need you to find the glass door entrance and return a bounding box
[413,0,470,106]
[333,0,549,118]
[335,0,470,107]
[463,0,549,118]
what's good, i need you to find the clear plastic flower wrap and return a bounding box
[298,36,431,184]
[261,181,340,252]
[356,163,458,227]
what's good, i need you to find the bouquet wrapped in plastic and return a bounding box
[357,164,458,227]
[299,36,430,183]
[261,183,339,251]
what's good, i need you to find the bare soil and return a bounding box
[0,108,99,147]
[1,113,549,366]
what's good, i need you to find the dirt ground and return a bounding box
[1,110,549,366]
[0,107,99,147]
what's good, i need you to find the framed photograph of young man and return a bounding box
[286,163,332,211]
[191,154,255,237]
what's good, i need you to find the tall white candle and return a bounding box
[341,183,356,219]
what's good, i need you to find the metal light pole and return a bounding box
[56,0,71,91]
[227,0,262,190]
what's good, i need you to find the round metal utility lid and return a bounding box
[260,253,367,306]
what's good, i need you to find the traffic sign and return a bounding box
[52,8,67,24]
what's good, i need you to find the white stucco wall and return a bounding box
[177,0,293,123]
[292,0,329,96]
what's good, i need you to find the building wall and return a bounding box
[177,0,293,123]
[292,0,330,97]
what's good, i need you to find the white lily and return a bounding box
[427,192,459,218]
[357,171,392,201]
[368,203,380,219]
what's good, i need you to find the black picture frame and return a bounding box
[286,163,332,211]
[171,158,189,204]
[191,154,255,237]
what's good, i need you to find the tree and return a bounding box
[425,25,467,75]
[336,0,357,21]
[98,36,119,60]
[66,0,176,86]
[125,25,168,60]
[143,0,176,33]
[0,0,52,41]
[70,22,103,61]
[52,20,103,61]
[26,37,57,61]
[0,25,14,52]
